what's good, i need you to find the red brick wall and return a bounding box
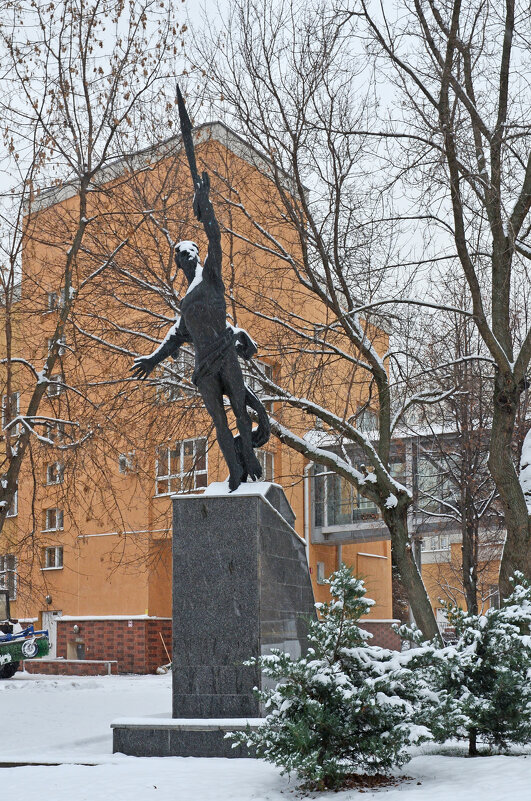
[358,620,402,650]
[55,618,172,674]
[23,659,118,676]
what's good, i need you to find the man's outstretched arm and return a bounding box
[131,316,190,380]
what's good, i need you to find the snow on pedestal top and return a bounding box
[201,480,282,498]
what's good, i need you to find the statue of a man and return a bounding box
[131,171,270,491]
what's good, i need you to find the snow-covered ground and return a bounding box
[1,670,530,801]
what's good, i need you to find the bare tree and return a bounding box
[405,278,511,614]
[356,0,531,596]
[180,0,455,638]
[0,0,181,548]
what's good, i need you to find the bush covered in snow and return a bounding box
[429,573,531,755]
[230,565,437,790]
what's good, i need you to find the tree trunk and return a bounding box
[468,727,478,756]
[384,506,441,641]
[488,371,531,598]
[462,510,479,616]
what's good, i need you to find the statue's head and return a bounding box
[175,240,200,283]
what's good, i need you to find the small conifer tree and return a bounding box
[433,573,531,755]
[230,565,435,789]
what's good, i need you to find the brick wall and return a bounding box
[54,618,172,674]
[358,620,402,650]
[23,659,118,676]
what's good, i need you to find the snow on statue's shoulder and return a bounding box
[202,480,281,498]
[185,264,203,295]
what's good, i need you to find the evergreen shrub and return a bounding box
[230,565,437,789]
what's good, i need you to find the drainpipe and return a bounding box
[304,463,311,565]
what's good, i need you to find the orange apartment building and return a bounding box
[0,122,397,674]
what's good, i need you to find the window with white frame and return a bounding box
[257,449,274,481]
[1,475,17,517]
[43,507,64,531]
[47,336,66,356]
[118,452,135,474]
[46,289,66,311]
[0,554,17,599]
[241,360,273,412]
[42,546,63,570]
[2,392,19,434]
[421,534,451,552]
[44,421,65,442]
[156,438,207,495]
[157,348,196,402]
[6,487,17,518]
[47,376,62,397]
[45,462,64,485]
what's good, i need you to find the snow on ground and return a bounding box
[1,670,531,801]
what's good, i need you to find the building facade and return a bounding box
[1,123,397,671]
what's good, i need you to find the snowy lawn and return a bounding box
[0,670,530,801]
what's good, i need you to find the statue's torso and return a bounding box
[180,274,227,356]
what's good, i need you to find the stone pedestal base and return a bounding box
[112,482,315,757]
[112,716,261,758]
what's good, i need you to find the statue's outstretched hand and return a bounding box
[193,171,211,222]
[131,355,156,381]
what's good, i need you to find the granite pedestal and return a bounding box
[112,481,316,757]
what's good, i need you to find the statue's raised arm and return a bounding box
[176,86,223,285]
[193,171,223,284]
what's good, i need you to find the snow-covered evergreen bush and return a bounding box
[230,565,436,789]
[432,573,531,755]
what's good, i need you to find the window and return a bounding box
[257,449,274,481]
[2,392,19,434]
[1,476,17,517]
[47,376,62,397]
[157,348,196,402]
[118,452,135,474]
[155,438,207,495]
[42,546,63,570]
[43,508,64,531]
[390,461,406,485]
[48,336,66,356]
[45,462,64,485]
[357,407,379,433]
[313,464,378,528]
[241,360,273,412]
[6,487,17,517]
[488,585,500,610]
[44,421,65,442]
[0,554,17,599]
[421,535,451,552]
[47,289,66,311]
[316,561,326,584]
[416,452,457,513]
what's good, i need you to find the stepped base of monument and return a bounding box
[111,716,262,758]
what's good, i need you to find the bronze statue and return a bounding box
[131,89,270,491]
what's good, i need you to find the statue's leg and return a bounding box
[199,374,244,491]
[223,358,262,482]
